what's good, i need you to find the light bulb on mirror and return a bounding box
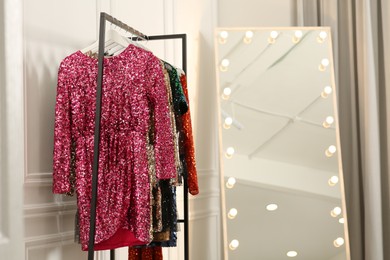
[221,59,230,67]
[328,175,339,186]
[243,30,254,44]
[219,31,229,44]
[229,239,239,250]
[266,204,278,211]
[339,218,345,224]
[223,117,233,129]
[317,31,328,43]
[268,30,279,44]
[319,58,330,71]
[222,87,232,100]
[228,208,238,219]
[323,116,335,128]
[229,239,240,250]
[334,237,345,247]
[225,147,235,158]
[321,85,333,98]
[287,251,298,257]
[331,206,342,217]
[220,58,230,72]
[325,86,333,93]
[292,30,303,43]
[270,31,279,38]
[325,145,337,157]
[226,177,236,189]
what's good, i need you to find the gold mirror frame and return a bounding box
[215,27,350,260]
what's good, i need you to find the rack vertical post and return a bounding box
[88,12,106,260]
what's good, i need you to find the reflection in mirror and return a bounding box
[215,28,350,260]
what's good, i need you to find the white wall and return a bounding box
[218,0,297,27]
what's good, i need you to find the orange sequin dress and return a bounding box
[128,247,163,260]
[179,72,199,195]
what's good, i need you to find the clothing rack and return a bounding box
[88,12,189,260]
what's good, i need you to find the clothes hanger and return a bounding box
[111,31,150,56]
[80,28,130,56]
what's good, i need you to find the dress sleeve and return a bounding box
[163,62,188,115]
[179,73,199,195]
[147,56,176,180]
[52,60,73,194]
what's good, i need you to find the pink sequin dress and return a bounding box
[52,44,176,250]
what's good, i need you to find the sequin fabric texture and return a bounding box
[163,62,188,116]
[129,63,188,254]
[178,72,199,195]
[151,179,178,247]
[52,44,176,250]
[128,247,163,260]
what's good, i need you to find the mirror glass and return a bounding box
[215,28,349,260]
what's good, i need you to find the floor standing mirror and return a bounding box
[215,27,350,260]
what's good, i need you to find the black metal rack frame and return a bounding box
[88,12,189,260]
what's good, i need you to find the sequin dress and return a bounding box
[52,44,176,251]
[128,247,163,260]
[178,71,199,195]
[129,63,185,256]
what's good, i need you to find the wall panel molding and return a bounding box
[197,168,217,175]
[197,173,218,181]
[162,0,175,63]
[24,181,52,188]
[189,209,219,221]
[0,0,4,239]
[24,202,76,218]
[190,213,221,260]
[25,231,76,259]
[25,172,52,186]
[163,0,175,34]
[0,0,25,258]
[186,191,220,201]
[25,231,74,247]
[96,0,111,36]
